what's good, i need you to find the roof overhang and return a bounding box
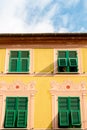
[0,33,87,48]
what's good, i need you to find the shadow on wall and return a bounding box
[34,62,57,76]
[46,114,82,130]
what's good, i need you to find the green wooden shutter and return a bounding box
[4,97,17,128]
[6,97,16,110]
[59,110,69,127]
[58,58,67,67]
[69,58,78,67]
[20,51,30,72]
[70,97,80,110]
[17,97,28,110]
[9,51,18,72]
[71,110,81,127]
[68,51,78,72]
[4,110,16,128]
[70,97,81,127]
[17,97,28,128]
[17,110,27,128]
[58,97,68,110]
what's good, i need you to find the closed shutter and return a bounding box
[20,51,30,72]
[17,97,28,128]
[17,110,27,128]
[58,97,68,110]
[70,97,80,110]
[59,110,69,127]
[9,51,18,72]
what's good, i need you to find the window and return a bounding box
[58,97,81,128]
[9,51,30,73]
[57,50,78,73]
[4,97,28,128]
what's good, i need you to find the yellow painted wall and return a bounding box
[0,48,87,128]
[0,49,6,73]
[34,49,54,73]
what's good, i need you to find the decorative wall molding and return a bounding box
[0,80,36,93]
[50,80,87,93]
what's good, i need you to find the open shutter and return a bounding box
[69,58,78,67]
[59,110,69,127]
[4,110,16,128]
[9,51,18,72]
[58,58,67,67]
[71,110,81,127]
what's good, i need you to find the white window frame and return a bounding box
[5,49,34,74]
[54,48,82,74]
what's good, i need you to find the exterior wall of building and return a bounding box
[0,47,87,129]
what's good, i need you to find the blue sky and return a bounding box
[0,0,87,33]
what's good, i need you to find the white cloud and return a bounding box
[58,27,69,33]
[59,0,80,8]
[25,20,54,33]
[0,0,55,33]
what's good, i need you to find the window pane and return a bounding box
[10,51,18,58]
[21,51,29,58]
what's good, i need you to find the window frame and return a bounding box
[5,49,33,74]
[54,48,82,74]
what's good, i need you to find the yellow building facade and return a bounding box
[0,33,87,130]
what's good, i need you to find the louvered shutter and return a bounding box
[17,97,28,128]
[20,51,30,72]
[59,110,69,127]
[4,97,17,128]
[9,51,18,72]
